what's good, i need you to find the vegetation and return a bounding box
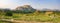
[0,5,60,23]
[0,10,60,23]
[5,11,13,16]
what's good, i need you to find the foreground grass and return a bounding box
[0,12,60,23]
[12,13,60,22]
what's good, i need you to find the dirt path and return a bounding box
[13,20,53,23]
[0,19,60,23]
[12,20,53,23]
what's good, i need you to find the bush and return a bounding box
[5,11,13,16]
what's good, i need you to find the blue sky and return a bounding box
[0,0,60,10]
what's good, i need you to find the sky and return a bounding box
[0,0,60,10]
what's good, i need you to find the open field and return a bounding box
[0,12,60,23]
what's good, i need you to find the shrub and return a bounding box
[5,11,12,16]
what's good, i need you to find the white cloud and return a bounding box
[0,0,9,8]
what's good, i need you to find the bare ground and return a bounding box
[1,19,60,23]
[12,20,55,23]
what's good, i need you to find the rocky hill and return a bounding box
[16,5,36,13]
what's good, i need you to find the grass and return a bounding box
[12,12,60,22]
[0,12,60,23]
[12,13,52,22]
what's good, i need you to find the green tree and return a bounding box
[5,11,12,16]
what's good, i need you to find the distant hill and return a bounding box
[15,5,36,13]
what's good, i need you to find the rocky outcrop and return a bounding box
[16,5,36,13]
